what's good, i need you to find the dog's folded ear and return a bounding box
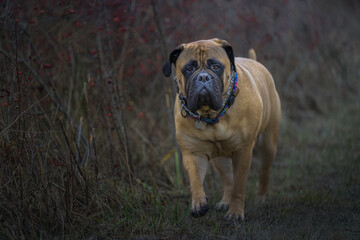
[162,61,172,77]
[212,38,236,71]
[162,45,184,77]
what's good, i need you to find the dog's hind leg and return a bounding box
[257,121,280,197]
[213,157,233,211]
[257,89,281,198]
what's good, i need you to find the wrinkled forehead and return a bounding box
[177,41,228,66]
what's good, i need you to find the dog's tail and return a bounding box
[248,48,257,61]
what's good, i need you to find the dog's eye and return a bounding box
[212,64,220,70]
[186,66,194,72]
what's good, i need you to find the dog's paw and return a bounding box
[191,200,209,218]
[215,201,229,212]
[224,208,244,222]
[191,203,209,218]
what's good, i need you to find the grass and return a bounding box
[1,94,359,239]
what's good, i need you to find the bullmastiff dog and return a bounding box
[162,38,281,221]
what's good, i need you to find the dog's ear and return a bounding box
[212,38,236,71]
[162,45,184,77]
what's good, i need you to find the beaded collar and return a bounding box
[174,68,238,125]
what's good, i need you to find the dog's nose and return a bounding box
[197,72,211,82]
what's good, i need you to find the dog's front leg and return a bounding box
[225,142,254,221]
[183,152,209,218]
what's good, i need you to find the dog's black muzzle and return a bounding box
[186,70,223,112]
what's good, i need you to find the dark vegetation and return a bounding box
[0,0,359,239]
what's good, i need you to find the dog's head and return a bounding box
[162,38,235,113]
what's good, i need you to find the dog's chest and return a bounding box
[196,124,242,157]
[212,141,232,157]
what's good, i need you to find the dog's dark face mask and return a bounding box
[162,38,235,113]
[183,59,224,112]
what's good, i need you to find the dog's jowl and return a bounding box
[162,38,281,221]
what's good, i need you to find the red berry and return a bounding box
[108,113,112,117]
[4,102,8,107]
[74,20,82,27]
[91,50,97,55]
[89,78,95,87]
[44,64,51,69]
[138,112,144,118]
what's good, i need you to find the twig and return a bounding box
[150,0,168,57]
[101,1,137,182]
[0,48,25,74]
[0,94,50,137]
[150,0,186,184]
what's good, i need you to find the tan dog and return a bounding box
[162,38,281,220]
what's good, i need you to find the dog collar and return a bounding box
[174,69,238,125]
